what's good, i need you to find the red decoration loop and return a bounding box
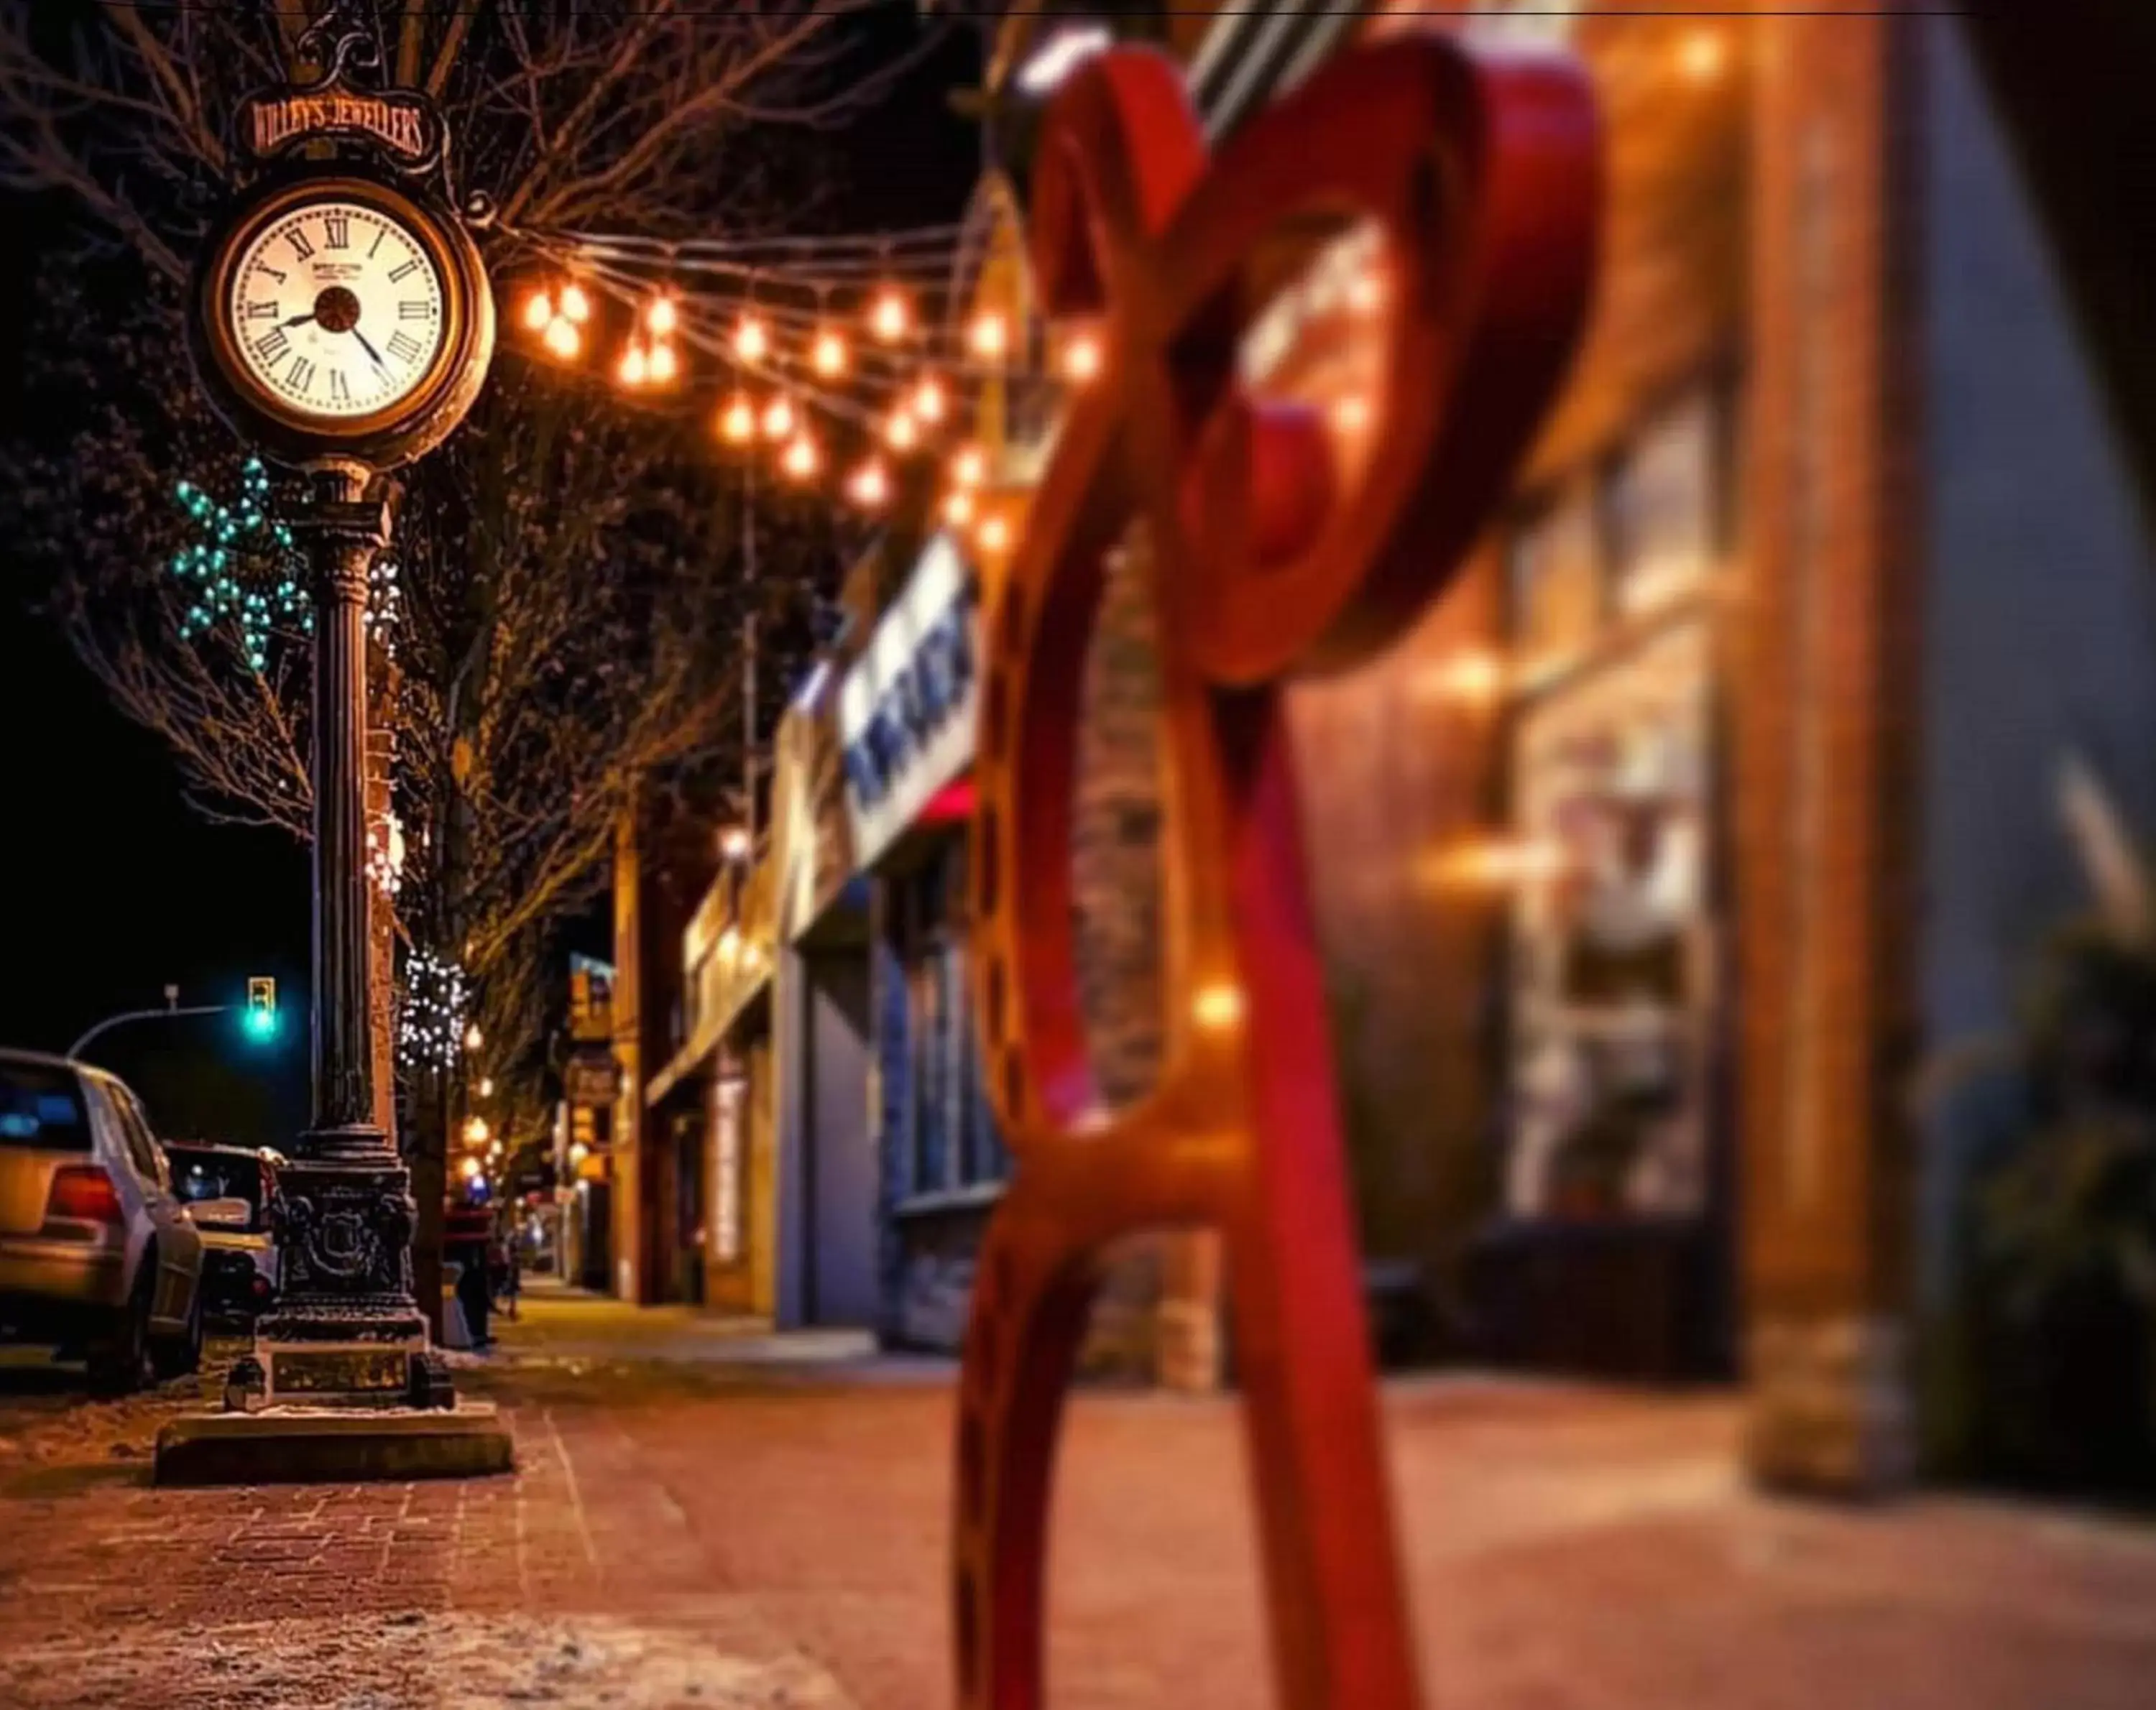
[958,35,1598,1709]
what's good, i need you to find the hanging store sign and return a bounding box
[563,1050,622,1109]
[837,532,980,869]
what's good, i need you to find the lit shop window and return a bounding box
[711,1073,745,1264]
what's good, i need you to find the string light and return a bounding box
[1680,29,1728,83]
[976,512,1012,555]
[464,1022,484,1052]
[734,312,770,362]
[398,948,471,1073]
[909,374,946,425]
[719,392,757,444]
[645,293,678,336]
[761,394,796,441]
[366,810,406,900]
[558,283,592,324]
[885,407,920,452]
[969,309,1010,361]
[847,458,890,508]
[811,325,848,378]
[464,1115,490,1145]
[542,315,581,360]
[520,290,554,333]
[870,286,910,343]
[942,489,975,529]
[952,445,987,489]
[648,340,679,385]
[618,341,650,386]
[1061,330,1103,384]
[782,430,821,481]
[169,458,305,673]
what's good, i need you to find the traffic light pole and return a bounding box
[66,1002,237,1063]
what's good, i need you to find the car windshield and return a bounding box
[0,1061,91,1151]
[167,1150,267,1230]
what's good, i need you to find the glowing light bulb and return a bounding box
[464,1115,490,1145]
[618,342,649,387]
[464,1022,484,1051]
[1331,393,1373,436]
[811,327,848,378]
[942,489,975,529]
[719,392,757,444]
[558,283,592,325]
[460,1156,482,1182]
[870,287,910,343]
[541,316,580,359]
[645,294,678,336]
[782,432,819,481]
[910,374,946,425]
[951,445,987,489]
[521,290,554,333]
[976,512,1011,555]
[1192,981,1244,1032]
[847,459,890,508]
[478,1076,495,1098]
[885,408,920,452]
[1061,331,1102,384]
[1345,269,1383,317]
[734,313,770,362]
[1680,29,1727,84]
[969,309,1009,361]
[648,341,679,384]
[761,394,796,441]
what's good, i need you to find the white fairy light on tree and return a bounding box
[367,810,407,900]
[397,946,471,1072]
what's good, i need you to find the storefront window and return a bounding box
[1506,621,1713,1224]
[894,838,1008,1201]
[1508,481,1604,675]
[1608,390,1723,616]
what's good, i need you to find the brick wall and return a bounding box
[1736,4,1923,1494]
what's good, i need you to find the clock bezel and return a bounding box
[191,170,494,471]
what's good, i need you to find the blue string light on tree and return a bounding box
[170,457,305,671]
[398,946,471,1073]
[170,457,402,670]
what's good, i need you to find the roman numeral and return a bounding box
[325,214,350,250]
[253,328,290,364]
[387,258,420,283]
[244,300,277,321]
[330,369,351,405]
[368,226,387,258]
[398,300,430,320]
[287,228,315,262]
[386,330,423,365]
[254,264,287,285]
[287,356,316,394]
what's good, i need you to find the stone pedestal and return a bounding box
[1746,1313,1915,1496]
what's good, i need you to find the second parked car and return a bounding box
[162,1141,281,1327]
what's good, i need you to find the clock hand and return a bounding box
[351,326,390,371]
[282,312,316,328]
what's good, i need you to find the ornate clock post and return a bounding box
[157,9,507,1479]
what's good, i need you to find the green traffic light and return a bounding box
[244,1006,277,1041]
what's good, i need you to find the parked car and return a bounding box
[0,1049,206,1395]
[163,1141,282,1328]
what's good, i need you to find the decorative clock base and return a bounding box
[153,1126,511,1486]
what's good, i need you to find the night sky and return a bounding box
[0,16,980,1145]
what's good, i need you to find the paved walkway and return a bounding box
[0,1288,2150,1707]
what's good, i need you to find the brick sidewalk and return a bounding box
[0,1295,2150,1708]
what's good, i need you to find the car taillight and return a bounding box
[44,1165,124,1228]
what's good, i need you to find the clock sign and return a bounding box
[191,174,493,470]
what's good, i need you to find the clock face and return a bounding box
[225,199,448,421]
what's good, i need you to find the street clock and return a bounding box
[186,23,493,471]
